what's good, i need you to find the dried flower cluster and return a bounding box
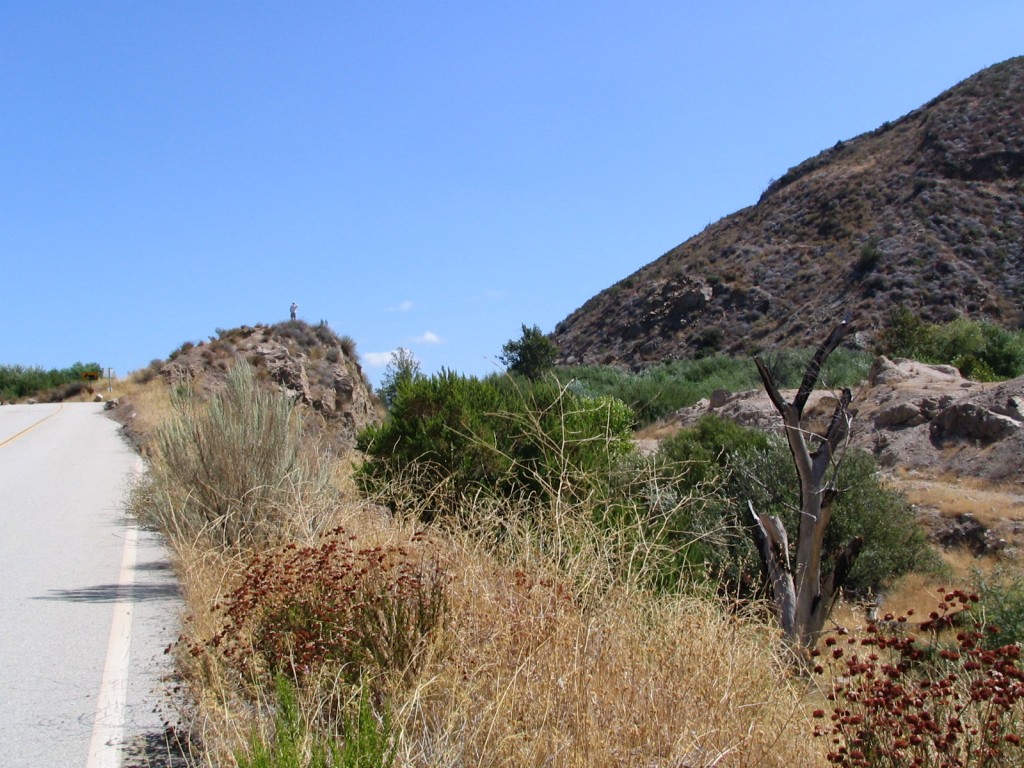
[197,527,448,690]
[813,589,1024,767]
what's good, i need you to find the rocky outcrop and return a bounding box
[158,321,381,448]
[253,341,378,444]
[930,403,1021,446]
[874,402,927,429]
[932,513,1009,555]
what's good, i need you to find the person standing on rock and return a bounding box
[290,302,298,321]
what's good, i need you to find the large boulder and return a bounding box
[929,403,1021,445]
[874,402,927,429]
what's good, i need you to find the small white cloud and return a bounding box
[414,331,443,345]
[388,300,414,312]
[363,351,394,367]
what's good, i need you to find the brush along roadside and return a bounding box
[129,361,829,767]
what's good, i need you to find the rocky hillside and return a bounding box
[553,57,1024,368]
[149,321,381,448]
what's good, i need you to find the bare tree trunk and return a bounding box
[750,320,863,662]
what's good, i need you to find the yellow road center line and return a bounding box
[0,403,65,448]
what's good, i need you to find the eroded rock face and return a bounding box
[641,277,714,334]
[869,356,964,387]
[929,403,1021,446]
[160,322,381,448]
[875,402,926,429]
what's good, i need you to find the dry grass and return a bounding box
[895,474,1024,527]
[394,536,822,767]
[164,481,830,767]
[634,420,684,442]
[108,371,175,450]
[835,550,1010,632]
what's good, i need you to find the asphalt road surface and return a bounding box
[0,403,182,768]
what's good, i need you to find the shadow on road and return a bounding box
[33,581,180,603]
[34,556,180,603]
[133,559,175,572]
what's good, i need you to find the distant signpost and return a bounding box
[82,371,100,381]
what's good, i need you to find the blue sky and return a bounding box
[3,3,1023,386]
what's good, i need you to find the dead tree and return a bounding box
[750,320,863,661]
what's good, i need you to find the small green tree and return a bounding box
[500,324,558,380]
[376,347,421,408]
[876,306,934,361]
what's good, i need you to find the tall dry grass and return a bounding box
[166,485,827,767]
[392,508,824,768]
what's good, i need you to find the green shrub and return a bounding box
[500,324,558,380]
[554,349,871,427]
[974,569,1024,649]
[356,372,635,521]
[134,361,334,546]
[655,415,936,595]
[643,416,773,591]
[335,687,395,768]
[236,676,395,768]
[876,306,933,361]
[855,235,883,275]
[693,326,725,357]
[375,348,421,409]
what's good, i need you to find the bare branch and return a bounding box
[749,502,792,573]
[823,388,854,452]
[793,320,854,414]
[749,501,796,635]
[753,356,788,416]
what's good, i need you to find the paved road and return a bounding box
[0,403,182,768]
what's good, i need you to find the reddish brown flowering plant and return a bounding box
[813,590,1024,767]
[195,526,448,693]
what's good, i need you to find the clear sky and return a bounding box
[3,3,1022,385]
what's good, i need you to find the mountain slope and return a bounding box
[552,57,1024,367]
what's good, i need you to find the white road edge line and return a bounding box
[85,522,139,768]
